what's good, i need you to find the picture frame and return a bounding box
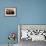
[5,8,16,16]
[18,24,46,42]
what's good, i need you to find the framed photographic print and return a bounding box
[18,24,46,42]
[5,8,16,16]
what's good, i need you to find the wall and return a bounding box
[0,0,46,44]
[19,0,46,24]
